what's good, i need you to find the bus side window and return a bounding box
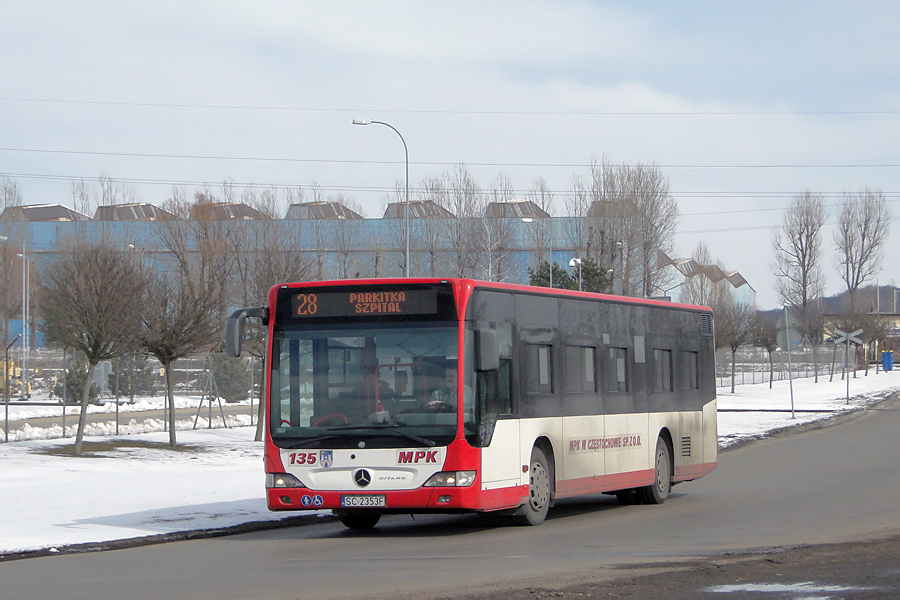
[474,358,512,446]
[609,347,628,393]
[682,350,699,390]
[653,348,674,392]
[497,358,513,413]
[526,344,553,394]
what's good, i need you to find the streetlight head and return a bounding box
[569,258,582,267]
[352,118,372,126]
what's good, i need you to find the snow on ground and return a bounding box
[1,371,898,555]
[715,369,899,447]
[3,394,252,421]
[2,394,256,442]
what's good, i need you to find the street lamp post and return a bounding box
[0,234,6,352]
[658,280,688,301]
[522,218,553,289]
[16,249,29,399]
[615,240,624,295]
[569,257,583,291]
[4,335,20,443]
[353,119,410,278]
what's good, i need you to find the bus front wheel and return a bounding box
[637,436,671,505]
[336,511,381,530]
[513,446,552,526]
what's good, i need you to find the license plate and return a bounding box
[341,495,386,508]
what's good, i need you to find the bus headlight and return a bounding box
[423,471,476,487]
[266,473,306,488]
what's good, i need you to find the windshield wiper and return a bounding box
[324,424,436,447]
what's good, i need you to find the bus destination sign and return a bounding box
[292,289,438,318]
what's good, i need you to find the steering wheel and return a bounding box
[311,413,351,427]
[424,400,454,413]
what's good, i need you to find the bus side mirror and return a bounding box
[475,329,499,372]
[225,307,267,358]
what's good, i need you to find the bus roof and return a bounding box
[272,278,713,314]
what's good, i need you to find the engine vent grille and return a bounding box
[681,436,692,457]
[700,314,713,337]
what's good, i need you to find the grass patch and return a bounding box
[31,439,207,458]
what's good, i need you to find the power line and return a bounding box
[2,96,899,116]
[678,214,900,235]
[2,146,900,170]
[676,225,777,235]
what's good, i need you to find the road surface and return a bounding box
[1,395,899,599]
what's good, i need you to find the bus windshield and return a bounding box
[270,324,459,449]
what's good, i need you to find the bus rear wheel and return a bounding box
[513,446,552,526]
[335,511,381,530]
[637,436,671,505]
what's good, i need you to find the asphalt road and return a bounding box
[2,396,899,599]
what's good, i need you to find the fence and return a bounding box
[715,344,859,388]
[2,348,265,443]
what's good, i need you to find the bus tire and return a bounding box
[336,511,381,530]
[513,446,552,526]
[638,436,671,505]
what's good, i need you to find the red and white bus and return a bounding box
[226,278,717,529]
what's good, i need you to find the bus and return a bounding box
[225,278,717,529]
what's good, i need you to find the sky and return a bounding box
[2,1,900,309]
[3,371,899,554]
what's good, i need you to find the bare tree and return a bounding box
[479,174,516,281]
[752,312,779,389]
[147,188,234,446]
[689,238,757,392]
[529,177,555,215]
[1,176,23,351]
[834,187,891,310]
[415,177,451,277]
[773,191,827,307]
[380,181,411,276]
[630,163,678,297]
[773,191,828,380]
[680,242,728,310]
[239,216,314,440]
[306,182,331,279]
[70,179,93,216]
[716,297,756,394]
[326,195,365,279]
[40,241,145,455]
[159,189,234,322]
[581,157,678,297]
[562,173,591,263]
[141,271,219,447]
[439,164,484,277]
[242,183,284,219]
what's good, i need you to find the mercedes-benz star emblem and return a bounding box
[353,469,372,487]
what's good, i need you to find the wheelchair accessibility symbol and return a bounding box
[312,495,324,507]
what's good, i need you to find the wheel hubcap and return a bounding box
[530,461,550,510]
[656,447,669,493]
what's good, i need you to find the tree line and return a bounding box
[2,172,893,449]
